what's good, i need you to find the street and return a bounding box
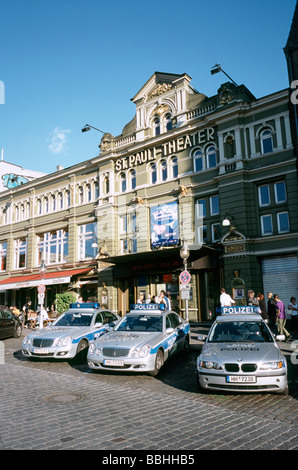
[0,326,298,452]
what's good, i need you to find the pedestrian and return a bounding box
[220,288,235,307]
[22,300,32,328]
[145,294,152,304]
[137,293,145,304]
[158,290,171,310]
[150,295,156,304]
[274,293,291,341]
[267,292,277,326]
[288,296,298,334]
[247,290,259,308]
[257,293,268,322]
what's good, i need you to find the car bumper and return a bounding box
[87,353,157,373]
[22,344,77,359]
[197,369,288,393]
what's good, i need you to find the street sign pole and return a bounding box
[38,284,46,329]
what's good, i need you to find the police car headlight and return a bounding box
[200,360,222,370]
[89,343,96,355]
[259,361,285,370]
[95,347,102,356]
[23,336,32,345]
[56,336,72,347]
[139,345,151,358]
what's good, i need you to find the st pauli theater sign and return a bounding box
[114,127,215,172]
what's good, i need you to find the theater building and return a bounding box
[0,71,297,321]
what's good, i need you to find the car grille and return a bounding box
[224,363,257,373]
[102,347,130,357]
[32,339,54,348]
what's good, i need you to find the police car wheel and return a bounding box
[76,340,88,358]
[150,349,164,377]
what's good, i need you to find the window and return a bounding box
[171,157,178,178]
[58,192,64,209]
[120,215,128,233]
[261,214,273,236]
[130,170,136,190]
[194,150,203,172]
[211,223,221,242]
[44,197,49,213]
[51,194,56,211]
[260,129,273,154]
[196,199,206,218]
[37,199,42,216]
[94,182,99,200]
[78,223,96,260]
[86,185,92,203]
[37,230,68,265]
[197,225,207,244]
[153,118,160,136]
[206,146,217,168]
[277,212,290,233]
[258,185,270,206]
[79,186,84,204]
[14,238,27,269]
[274,181,287,204]
[165,113,172,132]
[210,195,219,216]
[150,163,157,184]
[161,160,167,182]
[0,242,7,271]
[66,190,71,208]
[120,173,126,193]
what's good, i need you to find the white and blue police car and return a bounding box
[87,303,190,376]
[22,303,120,360]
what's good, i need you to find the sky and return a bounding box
[0,0,297,175]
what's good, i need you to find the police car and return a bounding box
[22,303,120,360]
[197,306,288,395]
[87,303,190,376]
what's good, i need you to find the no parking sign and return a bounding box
[179,270,191,285]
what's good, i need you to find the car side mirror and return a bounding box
[166,327,174,334]
[198,334,207,341]
[94,322,103,328]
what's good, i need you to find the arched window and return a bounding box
[260,129,273,154]
[165,113,172,132]
[79,186,84,205]
[44,197,49,213]
[153,118,161,136]
[94,182,99,200]
[206,145,217,169]
[130,170,136,190]
[171,157,178,178]
[86,184,92,202]
[150,163,157,184]
[120,173,127,193]
[37,199,42,215]
[51,194,56,211]
[161,160,168,181]
[66,190,71,208]
[58,192,64,209]
[194,150,203,172]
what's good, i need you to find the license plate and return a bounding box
[226,375,256,383]
[103,359,124,367]
[33,348,49,354]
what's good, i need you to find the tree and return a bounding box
[55,292,77,315]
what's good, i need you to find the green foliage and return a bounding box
[55,292,77,315]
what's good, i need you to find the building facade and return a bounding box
[0,71,297,321]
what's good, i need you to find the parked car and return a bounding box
[22,302,120,360]
[0,306,22,339]
[87,303,190,376]
[197,312,288,395]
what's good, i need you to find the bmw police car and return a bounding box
[22,303,120,360]
[197,306,288,395]
[87,303,190,376]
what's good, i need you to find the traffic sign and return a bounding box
[179,270,191,285]
[38,293,45,305]
[181,290,190,300]
[38,284,46,294]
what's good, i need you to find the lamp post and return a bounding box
[81,124,106,134]
[39,256,47,330]
[180,240,190,322]
[210,64,238,87]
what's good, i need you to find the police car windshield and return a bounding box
[209,321,273,343]
[54,313,93,327]
[115,315,163,332]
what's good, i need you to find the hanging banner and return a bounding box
[150,202,179,248]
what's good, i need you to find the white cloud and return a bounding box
[48,127,71,154]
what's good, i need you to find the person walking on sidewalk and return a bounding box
[274,293,291,341]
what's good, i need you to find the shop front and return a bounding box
[105,245,220,322]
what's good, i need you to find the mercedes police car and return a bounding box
[22,303,120,360]
[87,303,190,376]
[197,306,288,395]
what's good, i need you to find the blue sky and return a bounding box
[0,0,296,174]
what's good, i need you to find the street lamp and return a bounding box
[39,256,47,330]
[210,64,238,87]
[180,240,190,322]
[81,124,106,134]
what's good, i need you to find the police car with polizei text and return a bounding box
[197,306,288,395]
[22,303,120,360]
[87,303,190,376]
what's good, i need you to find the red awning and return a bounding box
[0,267,93,290]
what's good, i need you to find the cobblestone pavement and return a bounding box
[0,326,298,451]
